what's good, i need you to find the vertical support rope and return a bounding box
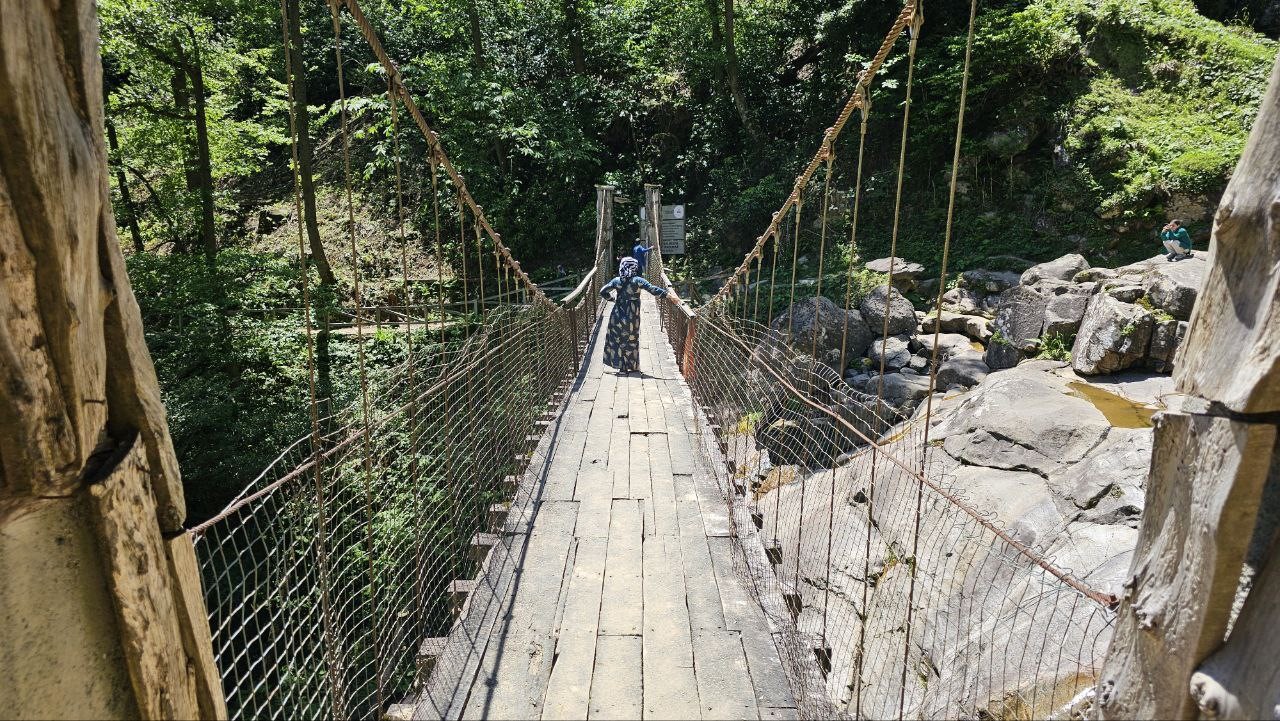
[279,1,340,714]
[807,147,836,365]
[874,6,921,415]
[904,2,977,717]
[474,220,487,317]
[765,230,779,326]
[431,153,446,346]
[890,8,924,719]
[785,199,804,339]
[838,94,871,374]
[747,252,757,322]
[329,4,384,713]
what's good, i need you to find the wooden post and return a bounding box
[596,185,615,290]
[0,3,223,718]
[644,184,663,284]
[1097,54,1280,721]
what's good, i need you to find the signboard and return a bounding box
[639,204,687,255]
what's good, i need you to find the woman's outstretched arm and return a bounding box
[600,277,621,300]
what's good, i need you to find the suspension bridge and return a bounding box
[184,0,1113,718]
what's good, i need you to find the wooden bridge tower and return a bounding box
[0,1,223,718]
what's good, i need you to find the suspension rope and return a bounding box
[904,0,979,715]
[330,2,382,712]
[874,9,922,415]
[765,230,779,325]
[705,0,917,310]
[807,147,835,365]
[335,0,547,304]
[279,1,338,714]
[785,199,803,339]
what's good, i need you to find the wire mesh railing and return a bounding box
[189,292,600,720]
[659,309,1116,719]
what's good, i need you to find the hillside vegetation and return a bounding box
[99,0,1276,522]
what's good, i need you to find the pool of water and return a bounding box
[1065,381,1156,428]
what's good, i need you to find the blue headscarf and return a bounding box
[619,256,639,279]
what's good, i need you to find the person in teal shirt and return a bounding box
[1161,219,1193,261]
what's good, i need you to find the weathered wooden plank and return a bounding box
[647,437,680,538]
[463,501,578,719]
[87,439,199,720]
[559,537,609,635]
[674,479,728,633]
[588,635,643,720]
[693,467,733,538]
[574,467,613,537]
[607,388,631,475]
[643,536,695,666]
[692,629,759,720]
[544,430,588,501]
[542,538,608,720]
[1189,532,1280,719]
[642,536,700,720]
[709,537,796,710]
[599,500,644,635]
[1098,413,1275,720]
[629,434,656,532]
[667,424,697,475]
[1172,56,1280,413]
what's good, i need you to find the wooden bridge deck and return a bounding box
[413,295,797,720]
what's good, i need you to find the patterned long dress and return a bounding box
[600,275,667,371]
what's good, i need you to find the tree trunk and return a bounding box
[467,0,486,69]
[722,0,763,144]
[169,65,194,253]
[1097,54,1280,720]
[106,119,145,254]
[187,36,217,261]
[286,0,336,286]
[563,0,587,75]
[0,1,222,717]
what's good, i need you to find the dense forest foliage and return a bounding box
[99,0,1277,522]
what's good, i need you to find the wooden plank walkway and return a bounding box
[413,295,797,720]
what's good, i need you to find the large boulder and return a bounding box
[940,287,984,315]
[1145,319,1187,373]
[879,372,933,410]
[960,268,1022,294]
[864,257,924,292]
[984,285,1048,370]
[1143,258,1205,320]
[921,311,992,342]
[1074,267,1116,283]
[859,284,917,336]
[936,367,1113,477]
[1055,427,1152,528]
[915,332,976,361]
[770,295,875,370]
[1021,253,1090,285]
[1071,294,1155,375]
[935,351,990,389]
[867,335,912,372]
[1042,291,1091,339]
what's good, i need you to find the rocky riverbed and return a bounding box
[742,250,1207,716]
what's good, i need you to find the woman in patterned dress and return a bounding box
[599,257,680,374]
